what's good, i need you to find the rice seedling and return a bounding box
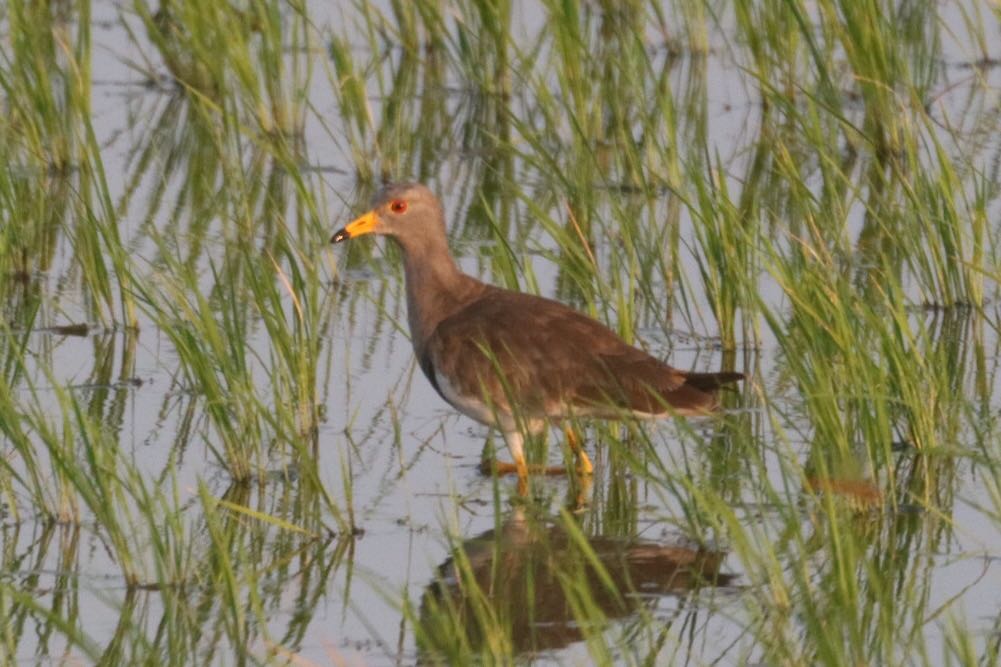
[126,0,310,139]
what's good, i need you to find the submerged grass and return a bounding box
[0,0,1000,664]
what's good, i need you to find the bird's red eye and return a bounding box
[390,199,408,214]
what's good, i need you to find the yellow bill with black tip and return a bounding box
[330,210,380,244]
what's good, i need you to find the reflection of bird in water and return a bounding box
[417,507,735,659]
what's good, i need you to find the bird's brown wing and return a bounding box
[572,351,724,416]
[423,287,724,417]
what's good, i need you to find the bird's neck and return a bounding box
[398,237,482,353]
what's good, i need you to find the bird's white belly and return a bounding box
[434,370,503,428]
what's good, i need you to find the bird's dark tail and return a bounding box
[682,371,744,392]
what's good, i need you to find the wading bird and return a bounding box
[332,183,742,492]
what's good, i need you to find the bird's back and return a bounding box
[420,285,739,422]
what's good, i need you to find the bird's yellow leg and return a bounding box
[480,431,565,493]
[566,472,593,512]
[487,462,565,475]
[482,457,567,477]
[481,427,592,481]
[564,425,593,476]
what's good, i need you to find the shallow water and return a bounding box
[3,1,1001,665]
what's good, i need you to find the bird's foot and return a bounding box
[479,460,570,477]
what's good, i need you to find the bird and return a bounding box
[331,182,742,492]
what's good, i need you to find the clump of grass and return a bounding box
[129,209,351,531]
[0,0,138,327]
[0,0,91,173]
[128,0,310,139]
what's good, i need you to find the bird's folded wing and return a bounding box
[425,288,712,416]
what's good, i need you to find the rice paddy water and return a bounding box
[1,0,1000,664]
